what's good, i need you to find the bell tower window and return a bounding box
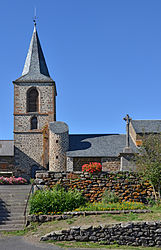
[31,116,38,130]
[27,87,39,112]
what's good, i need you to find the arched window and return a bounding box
[31,116,38,130]
[27,88,39,112]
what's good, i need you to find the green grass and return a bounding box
[45,240,160,249]
[100,212,139,222]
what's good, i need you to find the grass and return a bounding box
[44,240,160,249]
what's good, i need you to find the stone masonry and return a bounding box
[14,83,56,178]
[49,122,69,171]
[35,171,154,203]
[41,221,161,247]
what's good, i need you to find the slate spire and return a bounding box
[15,23,54,82]
[22,23,50,77]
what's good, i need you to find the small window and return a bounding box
[56,140,58,143]
[31,116,37,130]
[56,156,58,159]
[0,144,2,148]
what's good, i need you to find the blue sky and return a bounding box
[0,0,161,139]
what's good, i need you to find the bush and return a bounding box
[29,186,86,214]
[102,190,119,204]
[82,162,102,174]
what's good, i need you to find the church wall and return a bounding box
[49,122,69,172]
[101,157,120,171]
[14,115,49,131]
[14,84,55,115]
[14,133,43,178]
[14,82,56,178]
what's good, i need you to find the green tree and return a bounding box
[135,133,161,201]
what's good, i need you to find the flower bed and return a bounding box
[0,176,27,184]
[74,201,146,211]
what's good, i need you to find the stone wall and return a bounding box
[41,221,161,247]
[35,171,154,203]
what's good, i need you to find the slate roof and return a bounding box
[131,120,161,134]
[66,134,137,157]
[0,141,14,156]
[14,24,54,83]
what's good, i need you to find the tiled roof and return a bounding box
[131,120,161,134]
[67,134,137,157]
[0,140,14,156]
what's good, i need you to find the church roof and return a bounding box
[0,141,14,156]
[131,120,161,134]
[14,24,54,83]
[67,134,137,157]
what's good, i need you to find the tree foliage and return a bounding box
[135,133,161,201]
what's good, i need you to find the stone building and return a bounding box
[0,24,161,178]
[13,23,56,178]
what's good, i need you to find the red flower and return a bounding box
[82,162,102,174]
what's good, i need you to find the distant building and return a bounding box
[0,24,161,179]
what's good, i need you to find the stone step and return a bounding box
[0,192,30,196]
[0,191,31,194]
[0,219,25,225]
[0,207,28,212]
[0,185,31,189]
[0,224,24,231]
[0,215,24,219]
[0,185,31,231]
[0,201,28,204]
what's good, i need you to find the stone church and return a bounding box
[0,24,161,179]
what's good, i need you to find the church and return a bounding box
[0,24,161,179]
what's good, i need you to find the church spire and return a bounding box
[21,23,50,78]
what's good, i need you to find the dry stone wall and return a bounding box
[41,221,161,247]
[35,171,154,203]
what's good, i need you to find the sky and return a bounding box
[0,0,161,139]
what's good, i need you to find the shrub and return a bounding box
[0,176,27,185]
[102,190,119,204]
[82,162,102,174]
[29,186,86,214]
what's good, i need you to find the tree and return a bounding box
[134,133,161,201]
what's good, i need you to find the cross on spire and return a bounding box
[123,114,131,148]
[33,7,37,27]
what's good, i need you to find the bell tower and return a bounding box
[13,23,57,178]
